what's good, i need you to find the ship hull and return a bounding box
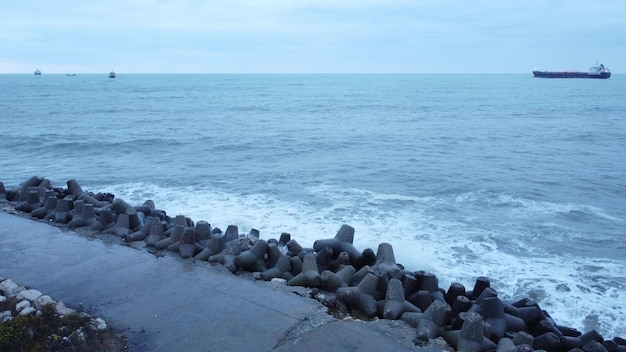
[532,71,611,79]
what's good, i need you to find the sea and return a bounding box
[1,73,624,338]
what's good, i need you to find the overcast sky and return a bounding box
[1,0,623,74]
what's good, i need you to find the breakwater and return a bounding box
[1,176,625,352]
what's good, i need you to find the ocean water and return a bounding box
[1,73,625,338]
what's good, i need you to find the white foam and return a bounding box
[99,182,626,338]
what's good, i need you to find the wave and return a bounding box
[93,181,626,338]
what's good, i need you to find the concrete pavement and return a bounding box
[0,211,439,351]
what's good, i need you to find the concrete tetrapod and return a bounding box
[194,220,211,246]
[336,272,379,318]
[68,199,84,221]
[265,243,281,269]
[480,296,527,341]
[178,228,197,259]
[145,219,166,247]
[373,242,403,282]
[194,236,222,261]
[319,265,355,292]
[414,270,445,303]
[560,329,603,351]
[505,298,545,328]
[287,253,321,288]
[103,213,131,237]
[14,189,41,213]
[467,276,491,299]
[235,240,269,272]
[53,198,71,224]
[155,224,185,250]
[77,192,110,208]
[66,179,83,197]
[259,254,292,281]
[30,196,57,219]
[380,278,421,320]
[123,220,152,242]
[90,208,115,232]
[5,176,42,201]
[67,203,98,228]
[452,311,498,352]
[313,224,362,266]
[415,300,450,343]
[445,282,466,305]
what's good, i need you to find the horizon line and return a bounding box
[2,72,546,75]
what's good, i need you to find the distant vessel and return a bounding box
[532,64,611,79]
[109,70,116,78]
[66,73,76,76]
[34,69,41,75]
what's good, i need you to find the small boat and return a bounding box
[34,69,41,75]
[66,73,76,76]
[109,70,116,78]
[532,64,611,79]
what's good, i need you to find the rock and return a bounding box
[90,317,107,331]
[270,278,287,286]
[19,306,37,316]
[35,295,55,309]
[16,300,31,313]
[0,279,20,297]
[55,301,76,316]
[16,288,43,302]
[0,311,12,323]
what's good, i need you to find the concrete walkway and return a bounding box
[0,212,435,351]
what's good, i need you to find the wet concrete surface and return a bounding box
[0,211,440,351]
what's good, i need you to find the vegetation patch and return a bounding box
[0,304,126,352]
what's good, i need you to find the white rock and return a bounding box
[35,295,55,309]
[90,317,107,331]
[55,301,76,316]
[270,278,287,286]
[16,299,31,313]
[17,289,43,302]
[19,306,37,316]
[0,310,13,323]
[0,279,20,297]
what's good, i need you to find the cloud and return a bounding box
[1,0,624,73]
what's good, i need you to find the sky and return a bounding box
[1,0,624,74]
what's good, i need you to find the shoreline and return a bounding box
[1,176,625,351]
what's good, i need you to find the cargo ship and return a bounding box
[532,64,611,79]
